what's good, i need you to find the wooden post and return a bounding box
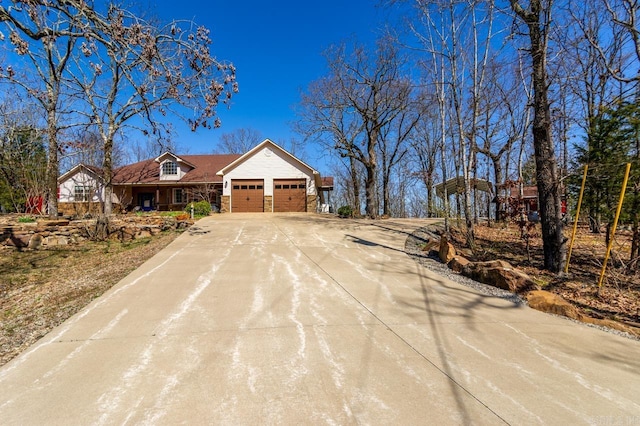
[565,165,588,273]
[598,163,631,291]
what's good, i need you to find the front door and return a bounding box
[138,193,155,211]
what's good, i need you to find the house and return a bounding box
[493,184,566,221]
[58,139,334,215]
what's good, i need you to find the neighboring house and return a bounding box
[58,139,333,215]
[493,184,566,221]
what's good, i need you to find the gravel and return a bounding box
[404,226,526,306]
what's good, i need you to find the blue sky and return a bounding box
[152,0,391,169]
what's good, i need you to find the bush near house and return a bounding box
[337,205,353,218]
[185,200,212,217]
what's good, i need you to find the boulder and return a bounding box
[135,230,152,239]
[462,260,539,294]
[439,235,456,263]
[448,255,470,273]
[28,233,44,250]
[527,291,636,335]
[45,236,68,247]
[421,240,439,252]
[7,233,30,248]
[526,290,580,320]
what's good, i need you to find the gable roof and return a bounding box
[216,139,318,176]
[112,154,241,185]
[154,152,197,169]
[58,164,103,183]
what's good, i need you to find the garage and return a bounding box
[231,179,264,212]
[274,179,307,212]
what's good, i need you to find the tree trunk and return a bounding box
[365,163,377,219]
[349,157,360,216]
[631,216,639,264]
[492,154,504,222]
[365,130,378,219]
[45,111,58,218]
[513,0,566,272]
[426,173,434,218]
[103,137,113,216]
[630,188,640,263]
[383,170,391,217]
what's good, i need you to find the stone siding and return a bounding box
[221,195,230,213]
[306,194,317,213]
[264,196,273,213]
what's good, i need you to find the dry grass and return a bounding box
[0,230,182,367]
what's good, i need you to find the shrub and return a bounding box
[185,200,212,217]
[337,205,353,218]
[17,216,36,223]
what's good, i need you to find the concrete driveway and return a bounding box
[1,214,638,425]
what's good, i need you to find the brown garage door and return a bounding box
[231,180,264,212]
[273,179,306,212]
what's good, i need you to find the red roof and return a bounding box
[320,176,334,188]
[112,154,241,185]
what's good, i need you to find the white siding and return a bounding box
[58,170,103,202]
[222,146,316,197]
[157,153,192,181]
[158,159,189,181]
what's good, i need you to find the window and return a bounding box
[162,161,178,175]
[173,188,185,204]
[74,186,91,202]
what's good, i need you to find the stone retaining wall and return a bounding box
[0,216,192,250]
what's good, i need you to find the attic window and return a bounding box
[162,161,178,175]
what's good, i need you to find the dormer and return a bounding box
[155,152,196,181]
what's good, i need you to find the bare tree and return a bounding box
[299,37,416,218]
[1,2,237,218]
[296,58,364,215]
[509,0,566,272]
[409,107,440,217]
[397,0,502,243]
[377,88,423,216]
[70,6,237,216]
[214,128,262,154]
[0,1,85,217]
[573,0,640,87]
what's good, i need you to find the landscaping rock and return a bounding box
[1,214,192,249]
[421,240,439,252]
[462,260,539,294]
[448,255,470,273]
[37,220,70,227]
[136,230,152,239]
[28,234,43,250]
[7,233,30,248]
[527,290,581,319]
[439,235,456,263]
[527,290,635,334]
